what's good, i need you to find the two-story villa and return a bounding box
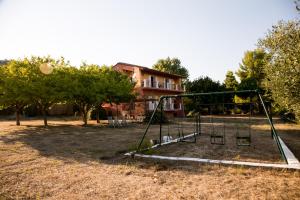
[112,62,185,118]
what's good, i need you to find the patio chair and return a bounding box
[107,116,115,128]
[120,118,128,127]
[113,117,121,127]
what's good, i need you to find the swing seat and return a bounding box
[210,133,225,145]
[236,131,251,146]
[180,137,197,143]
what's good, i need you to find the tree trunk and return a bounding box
[81,104,88,126]
[79,104,91,126]
[96,109,100,124]
[41,107,48,127]
[83,111,88,126]
[16,110,20,126]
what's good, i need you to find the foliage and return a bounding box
[90,107,107,120]
[258,20,300,122]
[23,105,39,117]
[26,56,69,126]
[102,66,136,104]
[0,58,135,126]
[128,139,157,154]
[65,64,135,125]
[224,70,238,90]
[236,49,269,88]
[152,57,189,78]
[236,77,258,91]
[185,76,225,112]
[0,56,71,126]
[0,60,33,125]
[65,65,106,125]
[143,110,167,124]
[186,76,224,94]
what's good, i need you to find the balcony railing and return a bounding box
[141,79,184,91]
[147,101,181,111]
[142,80,159,88]
[164,103,174,110]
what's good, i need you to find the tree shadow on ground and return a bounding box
[0,123,147,163]
[1,120,299,172]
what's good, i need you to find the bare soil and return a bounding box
[0,118,300,199]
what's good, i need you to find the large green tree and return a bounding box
[236,49,269,88]
[27,56,69,126]
[187,76,224,94]
[185,76,224,112]
[67,65,106,126]
[224,70,238,90]
[0,57,70,126]
[259,20,300,122]
[67,64,134,125]
[152,57,189,78]
[0,60,32,125]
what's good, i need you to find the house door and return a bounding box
[150,76,155,88]
[165,78,170,89]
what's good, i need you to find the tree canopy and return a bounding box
[64,64,135,125]
[259,20,300,122]
[0,58,135,126]
[27,56,69,126]
[224,71,238,90]
[152,57,189,78]
[0,59,32,125]
[187,76,224,94]
[185,76,224,112]
[236,49,269,88]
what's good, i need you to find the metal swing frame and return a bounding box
[128,90,297,168]
[164,97,198,143]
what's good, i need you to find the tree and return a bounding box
[185,76,224,112]
[0,60,32,125]
[27,56,69,126]
[66,65,105,126]
[259,20,300,122]
[67,65,134,126]
[236,49,269,88]
[187,76,224,94]
[96,66,135,123]
[236,77,258,91]
[235,77,259,104]
[224,71,238,90]
[0,57,135,126]
[0,57,70,126]
[152,57,189,78]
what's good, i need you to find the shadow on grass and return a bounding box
[0,123,147,163]
[1,119,300,171]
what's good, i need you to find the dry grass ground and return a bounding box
[0,118,300,199]
[151,116,284,163]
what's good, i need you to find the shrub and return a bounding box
[128,139,157,154]
[90,107,107,120]
[143,110,167,124]
[24,105,39,117]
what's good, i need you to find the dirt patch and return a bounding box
[0,118,300,199]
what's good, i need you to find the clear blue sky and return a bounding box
[0,0,298,82]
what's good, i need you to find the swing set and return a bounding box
[125,90,300,169]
